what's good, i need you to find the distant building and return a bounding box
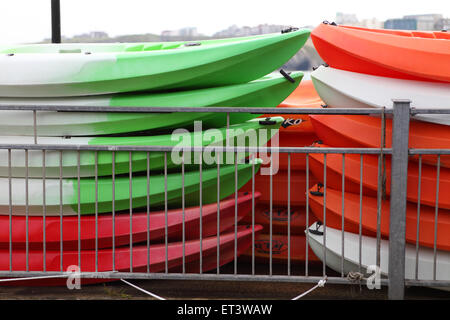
[384,18,417,30]
[213,24,291,38]
[404,14,443,31]
[385,14,445,31]
[161,27,199,40]
[335,12,358,25]
[435,18,450,31]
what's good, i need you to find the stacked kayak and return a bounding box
[241,80,323,264]
[0,29,312,284]
[0,72,303,136]
[307,222,450,291]
[0,30,311,97]
[307,22,450,287]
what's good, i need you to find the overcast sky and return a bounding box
[0,0,449,44]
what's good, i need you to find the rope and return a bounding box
[0,275,69,282]
[291,277,327,300]
[347,271,366,283]
[120,279,166,300]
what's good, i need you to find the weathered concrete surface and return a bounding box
[0,263,448,300]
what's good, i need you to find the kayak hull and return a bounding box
[0,72,302,136]
[311,23,450,83]
[311,66,450,126]
[0,30,310,97]
[0,225,262,286]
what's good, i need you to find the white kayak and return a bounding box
[307,222,450,291]
[311,66,450,126]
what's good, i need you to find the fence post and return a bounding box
[51,0,61,43]
[388,99,411,300]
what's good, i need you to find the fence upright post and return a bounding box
[51,0,61,43]
[388,99,411,300]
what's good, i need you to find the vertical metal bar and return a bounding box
[42,150,46,272]
[146,152,150,273]
[251,154,255,276]
[59,151,63,271]
[51,0,61,43]
[341,153,345,277]
[376,154,382,268]
[305,154,310,276]
[287,152,291,276]
[129,151,133,272]
[322,153,327,277]
[182,151,185,274]
[8,149,12,272]
[199,151,203,274]
[164,152,168,274]
[433,155,440,281]
[269,152,273,276]
[112,151,116,271]
[359,154,363,273]
[77,151,81,269]
[95,151,98,273]
[234,151,238,275]
[388,100,411,300]
[25,149,29,272]
[415,155,422,280]
[216,151,220,274]
[33,111,37,145]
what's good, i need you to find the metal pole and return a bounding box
[388,99,410,300]
[51,0,61,43]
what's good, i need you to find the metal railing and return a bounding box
[0,101,449,300]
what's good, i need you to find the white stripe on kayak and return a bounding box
[311,66,450,126]
[307,222,450,282]
[0,177,75,215]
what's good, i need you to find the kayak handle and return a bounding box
[259,117,277,125]
[279,69,295,83]
[281,27,299,34]
[308,221,324,236]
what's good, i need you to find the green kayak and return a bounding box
[0,29,310,97]
[0,71,303,136]
[2,160,261,216]
[0,117,282,178]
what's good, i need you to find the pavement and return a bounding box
[0,263,448,300]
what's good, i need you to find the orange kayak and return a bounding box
[309,142,450,209]
[242,233,320,264]
[308,184,450,251]
[241,169,318,206]
[268,131,318,171]
[310,114,450,168]
[241,204,318,235]
[311,23,450,83]
[262,80,322,134]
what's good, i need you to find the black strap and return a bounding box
[279,69,295,83]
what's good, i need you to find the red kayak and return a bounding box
[308,184,450,251]
[241,204,318,235]
[311,22,450,83]
[0,192,258,250]
[241,170,318,206]
[0,225,262,286]
[310,114,450,168]
[242,233,320,264]
[309,143,450,209]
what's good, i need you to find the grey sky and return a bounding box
[1,0,449,44]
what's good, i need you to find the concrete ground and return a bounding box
[0,263,448,300]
